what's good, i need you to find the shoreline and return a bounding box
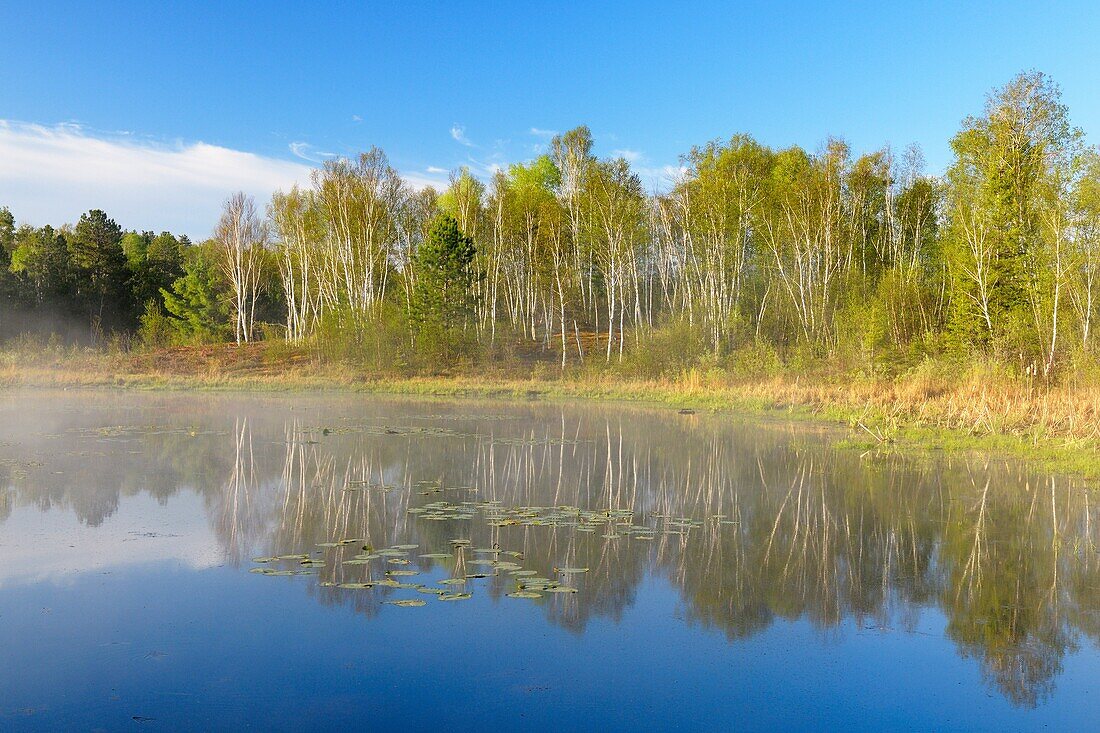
[3,348,1100,481]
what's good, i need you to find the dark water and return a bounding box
[0,391,1097,731]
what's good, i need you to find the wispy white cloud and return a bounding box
[450,124,473,147]
[403,171,450,191]
[288,141,337,163]
[633,163,687,192]
[529,127,557,138]
[0,121,446,238]
[426,165,448,174]
[612,148,643,163]
[0,120,313,238]
[351,114,363,123]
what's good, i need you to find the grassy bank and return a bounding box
[2,342,1100,479]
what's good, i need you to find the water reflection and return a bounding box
[0,392,1097,708]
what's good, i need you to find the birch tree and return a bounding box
[215,192,267,344]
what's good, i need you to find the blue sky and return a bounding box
[2,1,1099,237]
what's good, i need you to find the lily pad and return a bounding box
[507,591,542,599]
[416,587,447,595]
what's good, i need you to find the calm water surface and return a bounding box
[0,390,1097,731]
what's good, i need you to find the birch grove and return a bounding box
[241,73,1100,377]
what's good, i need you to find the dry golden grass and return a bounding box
[3,343,1100,457]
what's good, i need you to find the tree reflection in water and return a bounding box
[0,392,1097,708]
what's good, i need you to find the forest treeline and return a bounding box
[3,71,1100,380]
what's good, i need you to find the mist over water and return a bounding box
[0,391,1097,731]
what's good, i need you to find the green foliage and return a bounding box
[410,213,480,361]
[437,168,485,239]
[136,299,176,349]
[314,303,414,373]
[10,224,73,304]
[0,207,14,261]
[619,319,711,378]
[69,209,128,327]
[161,241,231,343]
[944,71,1084,373]
[123,231,186,307]
[6,70,1100,387]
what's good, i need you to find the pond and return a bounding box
[0,390,1096,731]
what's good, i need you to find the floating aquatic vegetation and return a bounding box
[249,493,732,613]
[386,600,427,607]
[507,591,542,599]
[416,587,447,595]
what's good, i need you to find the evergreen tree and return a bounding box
[161,241,231,343]
[69,209,128,329]
[411,213,479,328]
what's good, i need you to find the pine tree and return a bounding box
[411,213,479,329]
